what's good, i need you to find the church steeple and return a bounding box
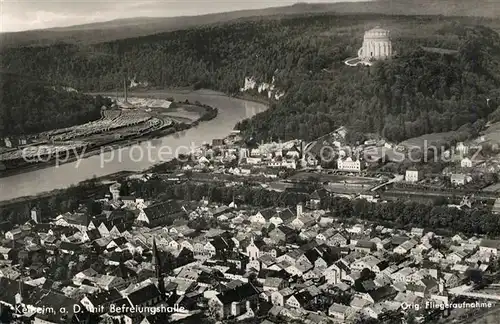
[13,239,23,313]
[15,279,22,306]
[15,269,23,314]
[152,238,160,277]
[152,238,166,298]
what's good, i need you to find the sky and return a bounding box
[0,0,364,33]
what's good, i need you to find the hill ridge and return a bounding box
[1,0,500,48]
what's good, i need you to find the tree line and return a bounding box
[1,175,499,237]
[127,178,500,237]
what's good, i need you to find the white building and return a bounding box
[405,169,422,183]
[358,28,393,61]
[337,157,362,172]
[267,160,296,169]
[456,142,469,156]
[450,173,470,186]
[240,77,257,91]
[460,158,472,168]
[479,239,500,256]
[345,27,394,67]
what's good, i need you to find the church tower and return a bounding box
[152,238,166,298]
[31,207,41,224]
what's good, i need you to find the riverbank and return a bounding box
[116,87,272,106]
[0,100,218,179]
[0,170,137,208]
[0,89,268,201]
[232,92,272,106]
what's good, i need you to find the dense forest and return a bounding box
[2,14,500,142]
[0,73,111,137]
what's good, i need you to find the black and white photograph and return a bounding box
[1,0,500,323]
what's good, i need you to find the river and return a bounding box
[0,89,268,201]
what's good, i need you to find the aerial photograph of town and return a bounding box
[1,0,500,323]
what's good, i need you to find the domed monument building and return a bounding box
[345,27,394,66]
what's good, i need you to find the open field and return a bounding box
[0,89,219,178]
[398,131,459,150]
[42,110,167,143]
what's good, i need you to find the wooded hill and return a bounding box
[1,13,500,142]
[0,72,110,137]
[1,0,499,48]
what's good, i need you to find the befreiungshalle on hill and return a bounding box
[1,13,500,143]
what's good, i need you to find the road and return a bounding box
[370,174,404,191]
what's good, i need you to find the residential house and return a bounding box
[428,250,445,264]
[263,277,287,292]
[310,189,328,208]
[271,288,295,306]
[391,268,415,282]
[456,142,469,155]
[209,283,260,319]
[450,173,469,186]
[461,158,472,168]
[479,239,500,256]
[82,229,101,242]
[250,208,275,225]
[351,256,387,273]
[80,289,123,313]
[326,233,348,247]
[95,275,126,291]
[246,237,266,261]
[446,250,469,264]
[325,260,351,284]
[120,196,137,208]
[410,228,424,238]
[406,277,439,298]
[270,208,296,227]
[138,200,186,228]
[394,239,418,255]
[337,157,362,172]
[355,241,376,254]
[286,290,314,309]
[329,303,354,321]
[269,226,296,244]
[59,242,83,255]
[452,234,465,243]
[126,283,162,307]
[5,228,28,241]
[291,213,316,230]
